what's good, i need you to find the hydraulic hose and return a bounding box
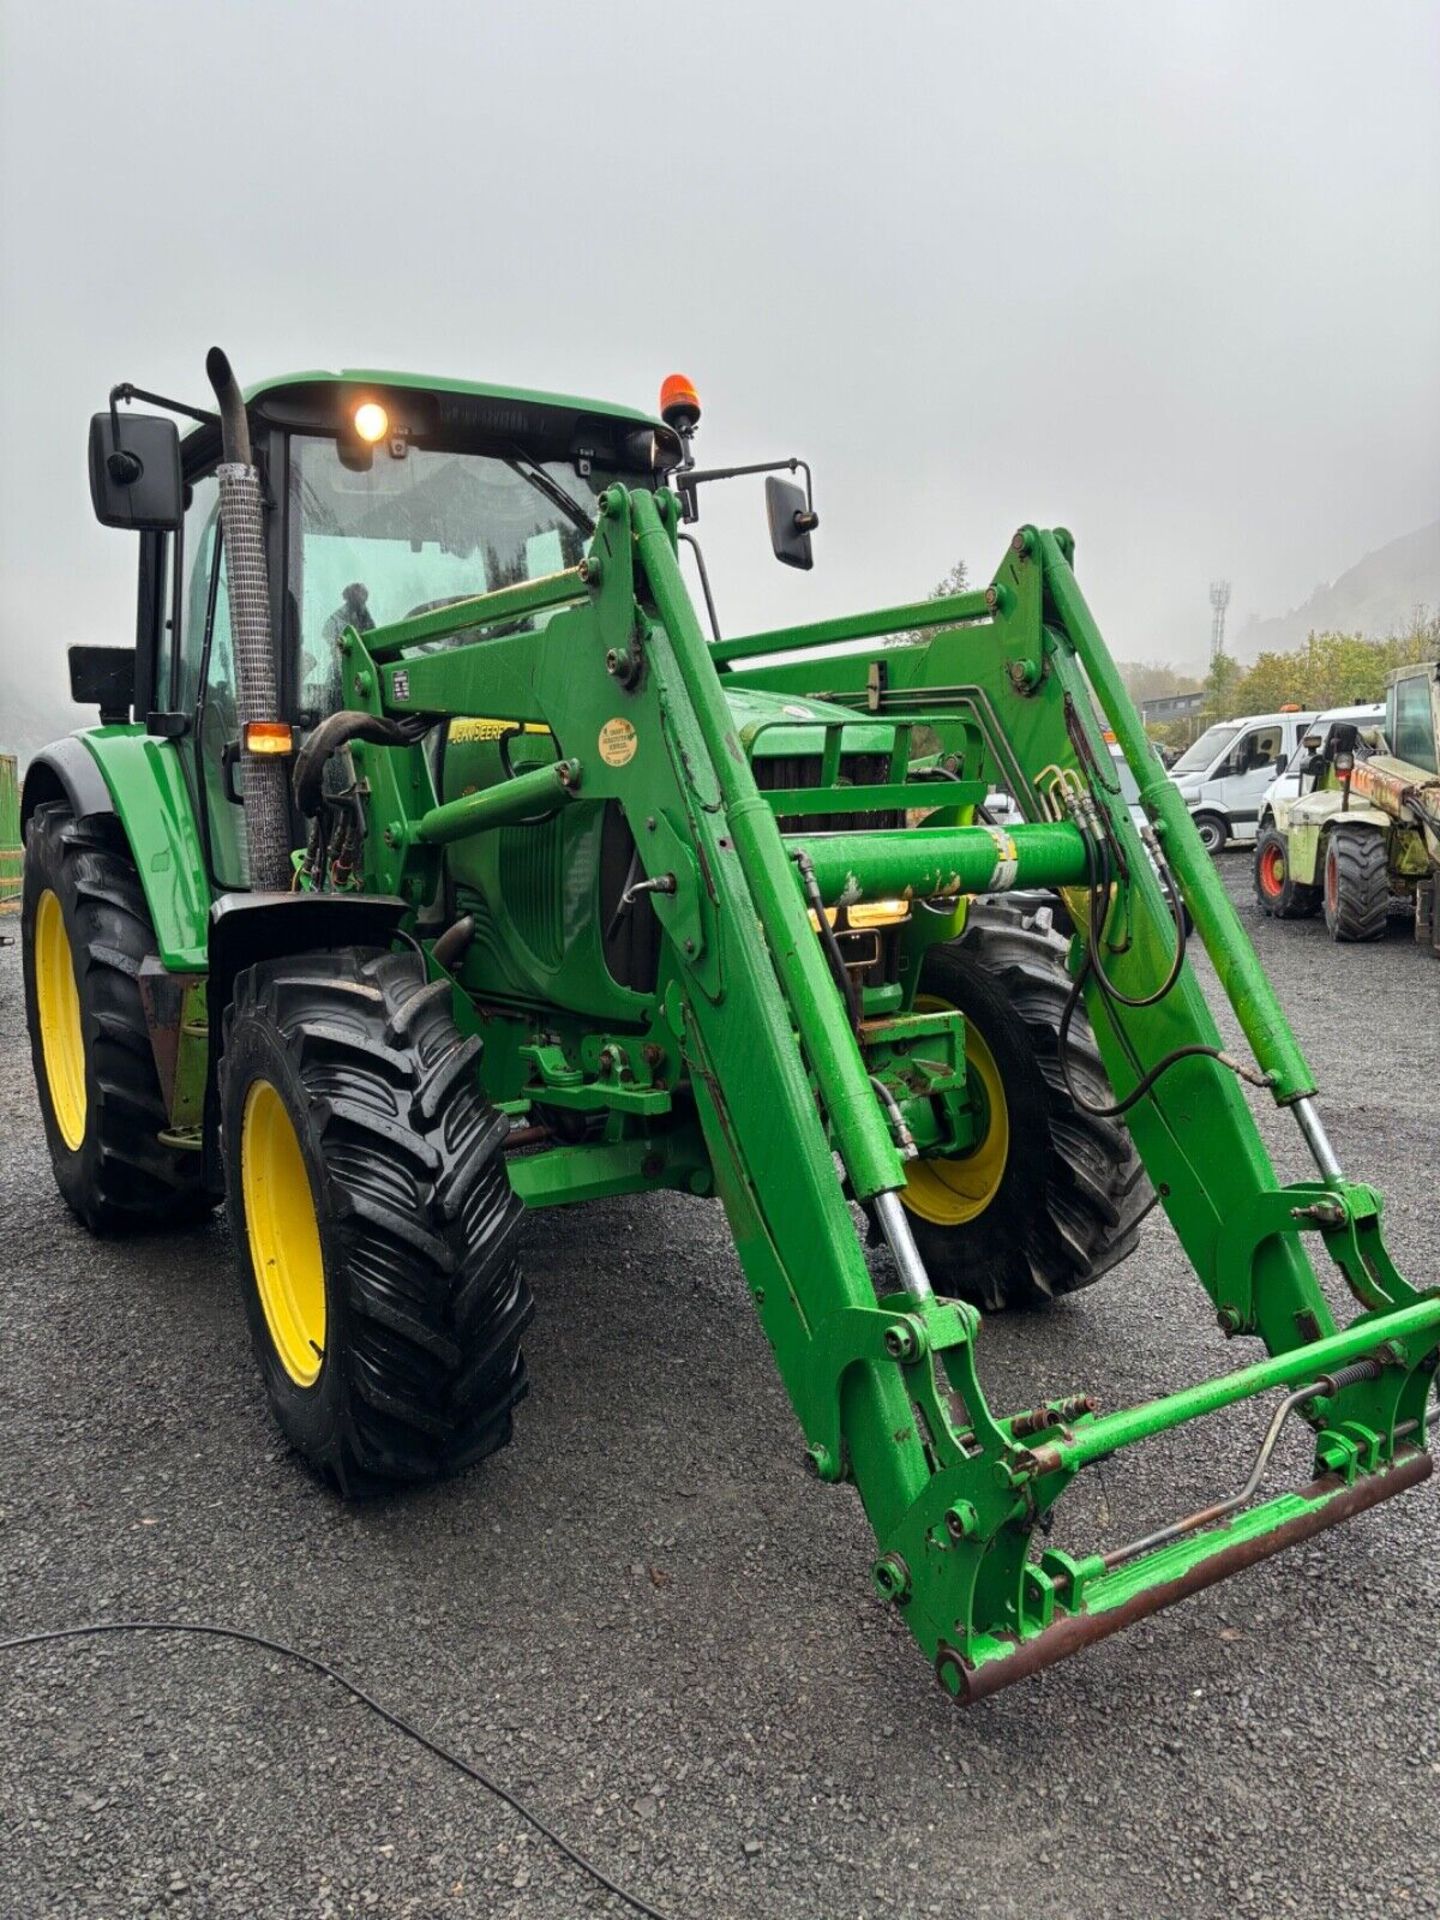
[206,346,293,891]
[292,709,434,818]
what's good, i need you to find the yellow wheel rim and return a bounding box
[35,889,87,1152]
[901,994,1010,1228]
[241,1079,327,1388]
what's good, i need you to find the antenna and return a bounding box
[1209,579,1231,663]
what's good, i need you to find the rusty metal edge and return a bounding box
[948,1445,1432,1706]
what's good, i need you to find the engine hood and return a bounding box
[721,684,894,762]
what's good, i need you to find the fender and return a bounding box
[42,727,215,970]
[207,891,409,1023]
[201,891,409,1192]
[21,736,114,832]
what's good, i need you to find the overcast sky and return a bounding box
[3,0,1438,728]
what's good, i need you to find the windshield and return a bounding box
[1171,723,1240,775]
[288,434,612,714]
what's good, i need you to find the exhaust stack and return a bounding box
[205,347,292,891]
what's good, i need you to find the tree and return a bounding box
[1218,615,1439,717]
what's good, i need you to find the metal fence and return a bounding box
[0,755,20,906]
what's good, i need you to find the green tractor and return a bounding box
[21,353,1438,1702]
[1253,665,1440,950]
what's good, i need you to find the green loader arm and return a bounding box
[342,491,1437,1701]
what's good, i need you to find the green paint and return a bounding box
[0,753,19,902]
[79,728,211,968]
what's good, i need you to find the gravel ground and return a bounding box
[1,856,1437,1920]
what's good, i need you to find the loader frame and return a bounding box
[317,486,1438,1699]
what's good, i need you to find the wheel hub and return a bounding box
[35,889,87,1151]
[240,1079,327,1387]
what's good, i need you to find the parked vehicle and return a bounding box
[1253,664,1439,948]
[1256,704,1385,833]
[1168,709,1317,853]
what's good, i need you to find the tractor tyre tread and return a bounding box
[21,801,212,1234]
[221,946,531,1496]
[1323,826,1389,942]
[901,898,1152,1312]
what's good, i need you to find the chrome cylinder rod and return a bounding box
[1292,1095,1343,1182]
[872,1189,934,1301]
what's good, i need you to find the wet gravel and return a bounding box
[1,857,1437,1919]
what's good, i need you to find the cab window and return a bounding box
[1389,675,1438,773]
[286,434,602,717]
[1215,724,1282,779]
[176,473,221,722]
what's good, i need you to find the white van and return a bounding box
[1255,703,1386,832]
[1167,710,1317,854]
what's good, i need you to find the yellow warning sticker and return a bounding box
[449,718,551,742]
[598,717,639,767]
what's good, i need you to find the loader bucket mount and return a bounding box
[334,490,1437,1702]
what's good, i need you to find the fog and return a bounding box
[2,0,1437,740]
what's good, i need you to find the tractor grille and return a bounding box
[753,752,902,834]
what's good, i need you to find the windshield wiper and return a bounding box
[505,450,595,537]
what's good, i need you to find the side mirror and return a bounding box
[88,411,183,531]
[765,474,816,571]
[1274,751,1288,774]
[69,644,135,723]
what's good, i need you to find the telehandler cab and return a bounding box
[22,352,1438,1701]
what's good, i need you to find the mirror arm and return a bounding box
[107,382,219,463]
[678,455,816,527]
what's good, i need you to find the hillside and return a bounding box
[1236,517,1440,656]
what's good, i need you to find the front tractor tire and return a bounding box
[21,802,211,1233]
[898,902,1151,1313]
[1253,826,1320,919]
[1322,826,1389,942]
[221,948,532,1495]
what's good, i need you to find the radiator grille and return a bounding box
[753,752,902,834]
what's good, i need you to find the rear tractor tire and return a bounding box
[1322,826,1388,943]
[1253,826,1320,919]
[897,900,1152,1313]
[221,947,532,1494]
[21,801,212,1233]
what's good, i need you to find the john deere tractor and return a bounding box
[21,353,1438,1702]
[1253,666,1440,951]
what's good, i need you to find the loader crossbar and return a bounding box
[342,489,1436,1701]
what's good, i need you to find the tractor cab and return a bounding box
[92,372,670,887]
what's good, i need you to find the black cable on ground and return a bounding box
[0,1620,679,1920]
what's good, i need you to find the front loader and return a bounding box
[21,356,1438,1703]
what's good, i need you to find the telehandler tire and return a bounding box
[1322,826,1388,942]
[21,801,212,1233]
[221,946,531,1495]
[898,900,1151,1312]
[1253,826,1320,919]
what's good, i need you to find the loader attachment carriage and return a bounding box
[21,360,1439,1702]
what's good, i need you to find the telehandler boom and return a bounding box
[22,355,1437,1702]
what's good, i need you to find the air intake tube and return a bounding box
[206,346,293,891]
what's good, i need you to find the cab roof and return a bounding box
[180,367,665,473]
[242,367,658,426]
